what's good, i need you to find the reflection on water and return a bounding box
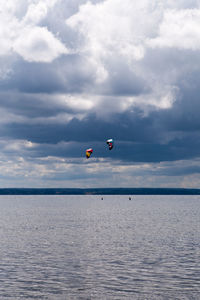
[0,195,200,299]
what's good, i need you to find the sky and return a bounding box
[0,0,200,188]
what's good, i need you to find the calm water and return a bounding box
[0,195,200,299]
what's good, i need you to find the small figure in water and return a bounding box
[101,197,103,200]
[129,197,131,200]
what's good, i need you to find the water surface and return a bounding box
[0,195,199,299]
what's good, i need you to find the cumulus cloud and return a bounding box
[66,0,152,82]
[13,26,68,62]
[22,0,58,25]
[0,0,68,62]
[65,0,183,110]
[66,0,158,60]
[148,9,200,50]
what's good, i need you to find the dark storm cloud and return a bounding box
[99,59,150,96]
[1,105,199,164]
[1,54,96,94]
[0,109,159,143]
[0,93,63,118]
[148,61,200,135]
[1,55,149,99]
[166,83,200,133]
[1,63,200,164]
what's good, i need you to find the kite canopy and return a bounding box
[106,139,114,150]
[86,148,93,159]
[85,139,114,158]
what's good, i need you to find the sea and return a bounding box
[0,195,199,300]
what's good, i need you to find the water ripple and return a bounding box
[0,195,199,299]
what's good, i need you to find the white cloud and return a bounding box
[66,0,152,63]
[66,0,155,82]
[0,0,68,62]
[0,3,19,55]
[132,85,178,112]
[65,0,185,109]
[13,26,68,62]
[22,0,58,25]
[148,9,200,50]
[61,94,95,111]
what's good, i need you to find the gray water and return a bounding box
[0,195,200,299]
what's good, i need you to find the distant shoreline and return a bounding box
[0,188,200,195]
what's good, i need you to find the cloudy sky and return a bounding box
[0,0,200,188]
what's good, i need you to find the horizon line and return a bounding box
[0,187,199,195]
